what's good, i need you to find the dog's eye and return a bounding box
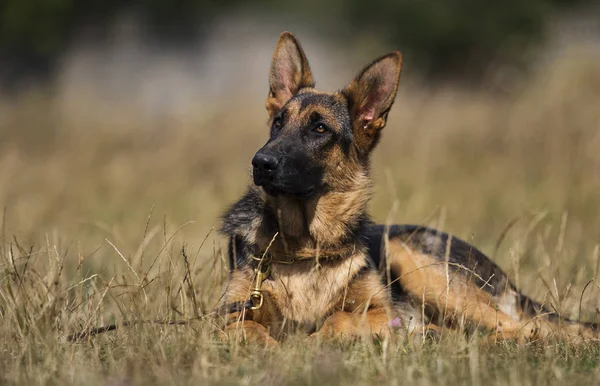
[272,118,282,131]
[313,123,328,134]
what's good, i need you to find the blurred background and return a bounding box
[1,0,600,317]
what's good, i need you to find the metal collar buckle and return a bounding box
[248,253,272,310]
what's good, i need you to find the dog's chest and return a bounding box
[264,257,367,327]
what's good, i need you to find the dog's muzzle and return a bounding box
[252,152,279,186]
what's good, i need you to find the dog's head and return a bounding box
[252,32,402,199]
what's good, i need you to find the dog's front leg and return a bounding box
[220,270,281,347]
[312,308,390,340]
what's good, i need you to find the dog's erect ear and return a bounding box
[266,32,315,117]
[342,52,402,153]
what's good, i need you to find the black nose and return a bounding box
[252,153,279,174]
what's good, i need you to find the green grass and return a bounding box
[1,52,600,385]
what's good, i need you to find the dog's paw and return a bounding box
[411,323,442,342]
[221,321,279,348]
[487,322,544,344]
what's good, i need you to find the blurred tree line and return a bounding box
[0,0,589,86]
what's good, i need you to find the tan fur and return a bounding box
[305,171,371,246]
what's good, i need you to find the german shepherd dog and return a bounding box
[220,32,597,345]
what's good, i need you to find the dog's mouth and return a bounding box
[260,183,316,200]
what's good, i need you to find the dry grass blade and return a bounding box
[105,238,148,305]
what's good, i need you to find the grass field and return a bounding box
[1,51,600,385]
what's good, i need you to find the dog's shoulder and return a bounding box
[221,187,266,236]
[221,186,268,270]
